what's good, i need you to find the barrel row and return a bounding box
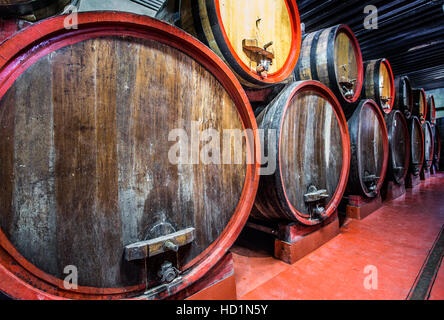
[0,6,440,301]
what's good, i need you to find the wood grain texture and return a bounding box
[253,81,348,226]
[422,121,434,169]
[363,59,394,113]
[294,25,363,115]
[218,0,292,74]
[172,0,300,88]
[385,110,410,184]
[409,117,424,176]
[0,36,248,289]
[346,100,388,198]
[280,91,343,217]
[394,76,413,119]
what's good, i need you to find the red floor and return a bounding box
[231,173,444,300]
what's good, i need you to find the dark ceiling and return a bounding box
[145,0,444,90]
[297,0,444,91]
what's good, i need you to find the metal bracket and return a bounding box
[242,39,275,77]
[304,186,329,219]
[381,96,393,109]
[124,227,195,261]
[363,174,380,192]
[339,78,356,99]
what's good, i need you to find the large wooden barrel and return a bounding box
[422,121,435,170]
[427,95,436,125]
[294,24,364,116]
[157,0,302,88]
[0,13,260,300]
[408,117,425,176]
[362,59,395,114]
[345,99,389,198]
[393,76,413,119]
[0,0,72,21]
[412,88,427,123]
[252,81,350,226]
[384,110,410,184]
[433,125,441,170]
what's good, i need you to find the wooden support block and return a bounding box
[382,180,406,202]
[274,211,340,265]
[169,253,237,300]
[346,193,383,220]
[406,173,421,188]
[420,167,431,181]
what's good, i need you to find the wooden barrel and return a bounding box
[384,110,410,184]
[408,117,424,176]
[252,81,350,226]
[412,88,427,124]
[393,76,413,119]
[0,0,72,21]
[294,24,364,116]
[345,99,389,198]
[427,95,436,125]
[362,59,395,114]
[422,121,434,170]
[0,13,260,300]
[433,125,441,170]
[157,0,302,88]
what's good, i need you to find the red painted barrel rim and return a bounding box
[0,12,261,300]
[214,0,302,85]
[381,58,395,113]
[357,99,389,198]
[336,24,364,103]
[277,80,351,226]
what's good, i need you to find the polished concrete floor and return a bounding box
[231,173,444,300]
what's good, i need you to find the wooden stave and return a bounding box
[252,80,350,226]
[433,125,441,168]
[345,99,389,198]
[393,75,413,119]
[168,0,302,89]
[422,121,435,170]
[412,88,427,124]
[294,24,364,117]
[0,12,261,300]
[427,95,436,125]
[0,0,72,21]
[384,110,410,184]
[362,58,395,114]
[408,116,425,176]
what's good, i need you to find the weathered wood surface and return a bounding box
[0,18,31,43]
[393,76,413,119]
[253,81,349,226]
[346,99,388,198]
[363,59,395,113]
[384,110,410,184]
[422,121,434,170]
[294,25,363,116]
[427,95,436,125]
[433,125,441,169]
[0,16,257,296]
[412,88,427,124]
[158,0,301,88]
[408,117,424,176]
